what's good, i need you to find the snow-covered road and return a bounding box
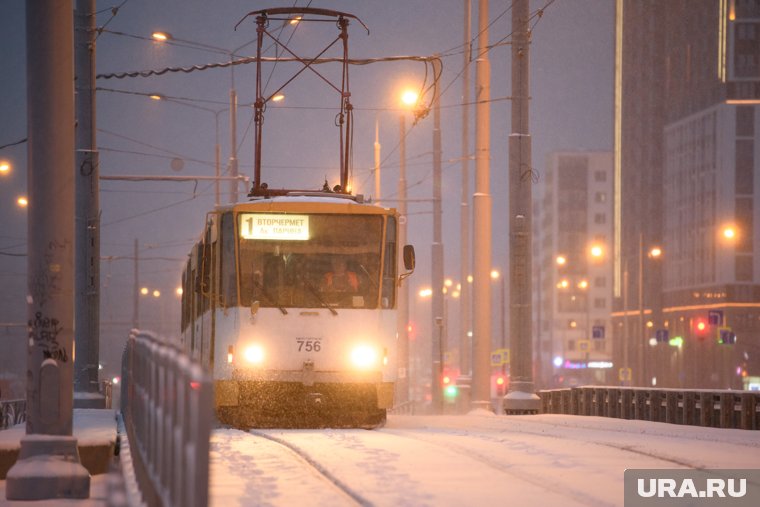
[209,411,760,507]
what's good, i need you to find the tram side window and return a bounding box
[219,212,237,308]
[382,217,397,309]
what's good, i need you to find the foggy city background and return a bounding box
[1,0,613,399]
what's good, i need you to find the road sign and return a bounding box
[718,327,736,345]
[619,367,632,382]
[708,310,724,326]
[490,348,509,366]
[578,340,591,352]
[655,329,669,343]
[592,325,605,339]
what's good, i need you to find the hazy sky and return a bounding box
[0,0,614,373]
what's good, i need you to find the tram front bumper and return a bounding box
[215,374,394,410]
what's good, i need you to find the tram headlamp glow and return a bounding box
[243,344,265,365]
[350,345,377,369]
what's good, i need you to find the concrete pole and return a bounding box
[504,0,541,413]
[374,119,381,201]
[229,87,239,203]
[6,0,90,499]
[74,0,103,406]
[215,113,221,207]
[396,115,409,405]
[459,0,473,392]
[132,239,139,329]
[431,56,445,413]
[471,0,493,411]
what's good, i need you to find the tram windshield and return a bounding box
[238,213,386,310]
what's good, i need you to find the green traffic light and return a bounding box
[444,385,458,398]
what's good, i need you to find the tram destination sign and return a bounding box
[241,213,310,241]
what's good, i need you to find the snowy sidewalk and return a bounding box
[0,409,118,480]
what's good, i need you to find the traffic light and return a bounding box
[442,373,458,400]
[694,317,708,340]
[495,374,506,396]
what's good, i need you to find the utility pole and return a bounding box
[374,119,381,201]
[6,0,90,499]
[471,0,493,411]
[133,239,139,329]
[431,56,445,413]
[396,115,409,406]
[458,0,473,411]
[229,86,239,203]
[504,0,541,414]
[74,0,103,408]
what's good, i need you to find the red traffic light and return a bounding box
[696,320,707,332]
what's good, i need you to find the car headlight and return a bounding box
[350,345,378,369]
[243,344,265,365]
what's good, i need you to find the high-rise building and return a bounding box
[613,0,760,389]
[534,152,614,388]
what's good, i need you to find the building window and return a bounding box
[594,213,607,224]
[594,170,607,182]
[594,297,606,309]
[736,255,753,281]
[736,140,754,195]
[736,106,755,137]
[594,340,605,352]
[594,276,606,287]
[567,339,576,351]
[594,192,607,203]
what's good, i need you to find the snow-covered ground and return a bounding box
[1,411,758,506]
[209,412,760,507]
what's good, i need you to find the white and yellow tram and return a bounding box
[180,193,414,428]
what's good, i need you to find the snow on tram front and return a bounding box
[180,193,415,428]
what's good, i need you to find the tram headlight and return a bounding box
[350,345,378,369]
[243,344,265,365]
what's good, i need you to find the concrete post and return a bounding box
[458,0,473,393]
[74,0,104,408]
[6,0,90,499]
[431,56,445,413]
[396,115,409,405]
[471,0,493,412]
[504,0,541,414]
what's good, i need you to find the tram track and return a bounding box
[247,429,373,507]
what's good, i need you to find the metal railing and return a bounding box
[0,399,26,430]
[121,329,213,507]
[539,387,759,430]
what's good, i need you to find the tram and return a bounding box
[180,195,414,428]
[178,7,416,428]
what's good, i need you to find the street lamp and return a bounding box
[150,31,267,203]
[16,196,28,208]
[148,93,226,206]
[396,87,421,407]
[0,160,10,174]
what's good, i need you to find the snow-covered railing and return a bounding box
[539,387,759,430]
[120,329,213,507]
[0,399,26,430]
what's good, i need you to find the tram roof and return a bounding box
[214,194,396,215]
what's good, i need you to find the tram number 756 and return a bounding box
[297,339,321,352]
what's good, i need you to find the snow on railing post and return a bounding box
[119,330,212,507]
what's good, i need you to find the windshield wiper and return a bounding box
[253,279,288,315]
[301,276,338,316]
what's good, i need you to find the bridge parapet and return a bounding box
[539,387,759,430]
[120,329,213,507]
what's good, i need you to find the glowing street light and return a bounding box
[0,161,10,174]
[648,246,662,258]
[401,89,419,107]
[140,287,149,296]
[152,290,161,298]
[589,244,604,259]
[271,94,285,102]
[151,31,171,41]
[16,196,28,208]
[555,255,567,266]
[722,225,737,241]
